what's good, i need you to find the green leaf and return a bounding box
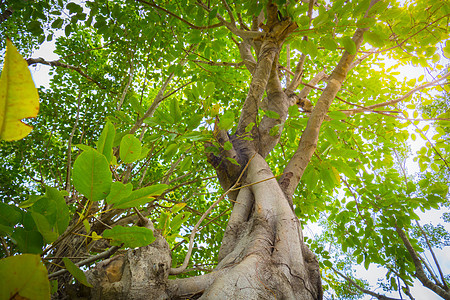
[364,31,385,47]
[364,257,370,270]
[103,226,155,248]
[171,203,186,214]
[245,122,255,132]
[342,36,356,55]
[356,18,376,28]
[328,111,347,120]
[158,211,170,234]
[0,202,22,228]
[11,228,43,254]
[73,149,112,201]
[170,212,191,232]
[288,105,299,117]
[120,134,142,163]
[164,143,178,158]
[112,184,168,209]
[223,141,233,151]
[18,195,43,209]
[265,110,280,119]
[303,167,319,191]
[323,260,332,268]
[331,161,357,180]
[204,82,215,98]
[226,157,240,166]
[129,95,145,116]
[31,212,58,243]
[30,197,57,226]
[444,40,450,58]
[0,254,50,300]
[66,2,83,14]
[219,111,235,130]
[321,37,338,51]
[170,98,181,121]
[51,18,64,29]
[46,186,70,235]
[323,127,338,144]
[96,121,116,162]
[106,181,133,205]
[304,40,318,57]
[62,258,93,287]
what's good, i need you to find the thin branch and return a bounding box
[0,7,13,23]
[331,266,400,300]
[117,58,135,110]
[26,58,105,89]
[347,71,450,114]
[59,40,117,61]
[1,237,10,256]
[395,224,450,300]
[221,0,235,24]
[136,0,222,30]
[398,105,450,172]
[192,60,244,68]
[48,246,120,279]
[196,0,263,39]
[415,221,449,290]
[169,154,255,275]
[349,47,377,70]
[65,90,82,194]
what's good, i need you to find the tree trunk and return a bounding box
[81,154,321,300]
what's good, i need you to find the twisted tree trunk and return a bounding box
[70,2,379,299]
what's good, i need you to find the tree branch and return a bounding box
[169,155,253,275]
[0,7,13,23]
[48,246,120,279]
[280,0,379,199]
[395,224,450,300]
[136,0,222,30]
[415,221,449,290]
[26,57,105,89]
[346,71,450,114]
[331,266,400,300]
[236,39,278,136]
[191,59,244,68]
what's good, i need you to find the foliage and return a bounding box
[0,0,449,299]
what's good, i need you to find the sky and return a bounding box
[22,18,450,300]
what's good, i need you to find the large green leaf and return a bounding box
[0,254,50,300]
[113,184,168,209]
[106,181,133,205]
[11,228,44,254]
[341,36,356,55]
[73,149,112,201]
[31,211,58,243]
[103,225,155,247]
[46,186,70,235]
[0,202,22,235]
[119,134,142,163]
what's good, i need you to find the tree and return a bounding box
[1,0,449,299]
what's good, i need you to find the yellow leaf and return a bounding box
[91,232,102,241]
[407,78,416,86]
[0,39,39,141]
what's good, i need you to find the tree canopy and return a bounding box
[0,0,449,299]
